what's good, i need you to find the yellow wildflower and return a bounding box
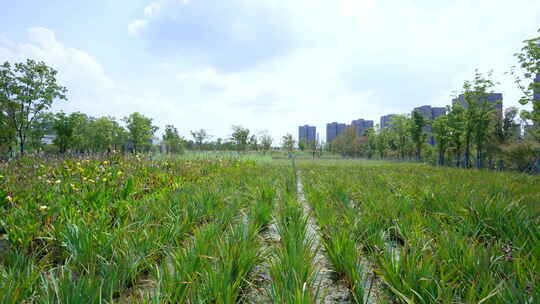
[55,180,61,184]
[39,205,48,211]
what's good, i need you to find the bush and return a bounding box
[501,140,540,172]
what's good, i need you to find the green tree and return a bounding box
[230,125,250,152]
[513,28,540,140]
[162,125,184,154]
[432,115,451,166]
[281,133,295,157]
[248,134,258,151]
[0,60,67,154]
[0,105,16,155]
[364,128,377,159]
[89,116,122,153]
[69,112,92,153]
[52,112,74,153]
[190,129,209,150]
[460,70,498,168]
[389,115,411,159]
[410,111,427,161]
[447,103,465,167]
[298,138,307,151]
[123,112,158,153]
[259,131,273,154]
[27,112,55,152]
[376,127,390,159]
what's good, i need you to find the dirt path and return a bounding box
[296,175,352,304]
[241,219,280,303]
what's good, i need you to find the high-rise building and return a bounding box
[298,125,316,143]
[453,93,503,113]
[326,122,347,142]
[431,107,446,119]
[380,114,396,129]
[412,105,447,145]
[351,119,374,137]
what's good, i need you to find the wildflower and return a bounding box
[6,195,12,202]
[82,177,88,181]
[102,178,107,182]
[76,162,81,166]
[39,205,48,211]
[117,171,123,176]
[55,180,61,184]
[88,179,95,183]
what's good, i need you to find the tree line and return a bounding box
[327,28,540,171]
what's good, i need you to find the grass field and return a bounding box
[1,156,538,303]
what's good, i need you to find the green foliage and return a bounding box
[162,124,184,154]
[301,161,540,303]
[281,133,295,154]
[0,60,67,154]
[513,28,540,139]
[410,111,427,161]
[230,125,250,152]
[123,112,158,153]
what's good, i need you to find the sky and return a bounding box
[1,0,540,143]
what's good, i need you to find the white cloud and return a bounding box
[144,2,161,17]
[128,19,148,36]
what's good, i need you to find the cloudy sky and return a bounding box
[1,1,539,142]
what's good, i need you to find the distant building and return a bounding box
[380,114,396,129]
[41,134,56,145]
[326,122,347,142]
[452,93,503,113]
[350,119,374,137]
[412,105,447,145]
[299,125,316,143]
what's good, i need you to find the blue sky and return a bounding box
[1,0,540,142]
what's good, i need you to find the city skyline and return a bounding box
[1,1,539,143]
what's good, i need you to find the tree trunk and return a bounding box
[464,143,470,168]
[476,145,483,169]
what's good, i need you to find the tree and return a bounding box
[0,60,67,154]
[410,111,427,161]
[27,112,55,152]
[281,133,295,157]
[230,125,250,152]
[123,112,158,153]
[376,127,390,159]
[248,134,258,151]
[69,112,92,153]
[389,115,411,159]
[447,103,465,167]
[364,128,377,159]
[53,112,74,153]
[190,129,209,150]
[512,28,540,140]
[163,125,184,154]
[460,70,498,168]
[0,106,16,155]
[432,115,451,166]
[259,132,273,154]
[298,138,307,151]
[89,116,122,153]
